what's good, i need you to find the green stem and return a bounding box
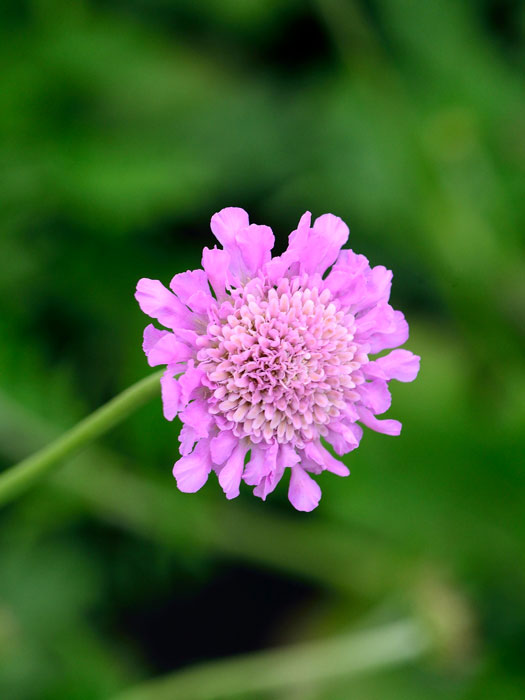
[0,371,163,508]
[113,618,431,700]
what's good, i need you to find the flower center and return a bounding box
[199,276,363,447]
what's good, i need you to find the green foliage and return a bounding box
[1,0,524,697]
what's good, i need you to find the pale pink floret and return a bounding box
[135,207,420,511]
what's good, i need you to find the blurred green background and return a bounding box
[1,0,525,698]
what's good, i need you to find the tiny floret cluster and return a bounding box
[136,208,420,511]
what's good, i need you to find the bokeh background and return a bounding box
[1,1,525,698]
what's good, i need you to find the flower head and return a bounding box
[135,208,420,511]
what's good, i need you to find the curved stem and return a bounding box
[0,371,163,508]
[113,618,431,700]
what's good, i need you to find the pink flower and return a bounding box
[135,208,420,512]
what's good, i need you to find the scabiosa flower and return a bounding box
[135,208,420,512]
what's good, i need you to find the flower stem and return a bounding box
[0,371,163,508]
[113,618,431,700]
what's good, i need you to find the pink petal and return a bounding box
[172,439,212,493]
[264,253,292,284]
[169,269,210,303]
[310,213,350,274]
[357,406,402,436]
[202,246,231,298]
[252,443,299,502]
[325,252,392,315]
[251,442,282,500]
[277,443,300,470]
[210,208,276,281]
[287,211,312,251]
[325,421,362,455]
[303,441,349,477]
[355,302,395,337]
[283,211,312,273]
[362,265,392,309]
[365,349,420,383]
[244,440,276,484]
[210,429,237,465]
[169,271,214,316]
[178,361,205,406]
[210,207,249,248]
[135,278,192,329]
[179,424,198,456]
[174,328,199,347]
[243,444,269,486]
[218,442,249,499]
[265,212,311,283]
[180,398,213,439]
[282,212,349,276]
[361,309,409,354]
[325,250,369,305]
[288,466,322,512]
[187,291,213,314]
[160,369,181,421]
[236,224,275,276]
[299,455,323,475]
[146,333,193,367]
[143,324,168,355]
[352,265,392,315]
[253,468,284,500]
[357,379,392,415]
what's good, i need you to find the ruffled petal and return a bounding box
[277,443,300,470]
[303,441,349,477]
[146,333,193,367]
[355,302,395,337]
[310,213,350,274]
[210,429,237,465]
[178,361,205,406]
[179,424,198,456]
[160,360,204,424]
[202,246,231,298]
[325,250,368,302]
[210,208,275,281]
[288,466,322,512]
[283,211,312,273]
[172,328,199,348]
[170,269,213,313]
[355,303,409,354]
[169,269,209,302]
[357,379,392,415]
[360,265,393,312]
[278,211,349,276]
[365,349,420,383]
[235,224,275,277]
[326,251,392,314]
[253,472,284,500]
[357,406,402,436]
[172,439,212,493]
[179,398,213,439]
[324,421,362,455]
[218,441,249,499]
[251,442,281,500]
[160,369,181,421]
[287,211,312,251]
[135,278,193,329]
[143,324,168,355]
[243,444,270,486]
[365,310,409,354]
[210,207,250,248]
[251,442,299,501]
[253,467,284,500]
